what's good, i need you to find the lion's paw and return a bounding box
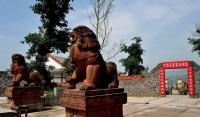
[66,77,78,85]
[108,83,118,89]
[80,85,96,90]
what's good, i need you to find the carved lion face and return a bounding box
[10,62,24,74]
[69,25,100,52]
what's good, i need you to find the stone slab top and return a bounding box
[62,88,125,96]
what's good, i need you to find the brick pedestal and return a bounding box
[61,88,127,117]
[5,86,43,110]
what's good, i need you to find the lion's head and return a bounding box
[69,25,100,51]
[10,53,26,74]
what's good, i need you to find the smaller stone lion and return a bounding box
[29,70,44,86]
[67,25,119,90]
[10,54,30,87]
[9,54,44,87]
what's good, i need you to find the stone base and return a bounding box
[4,86,43,110]
[61,88,127,117]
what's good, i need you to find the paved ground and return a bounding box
[124,96,200,117]
[1,96,200,117]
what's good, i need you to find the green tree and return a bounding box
[119,37,145,75]
[21,0,73,87]
[188,24,200,55]
[141,66,149,75]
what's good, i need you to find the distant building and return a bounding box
[46,54,68,82]
[46,54,66,69]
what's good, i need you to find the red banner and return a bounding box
[187,67,195,96]
[160,68,165,96]
[162,61,189,69]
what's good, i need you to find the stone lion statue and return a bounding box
[9,53,44,87]
[67,25,119,90]
[10,54,30,87]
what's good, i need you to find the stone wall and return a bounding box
[191,61,200,97]
[0,71,12,96]
[119,64,161,97]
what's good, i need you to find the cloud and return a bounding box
[110,12,138,43]
[142,5,172,21]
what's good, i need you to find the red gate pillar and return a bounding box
[160,68,166,97]
[187,67,195,97]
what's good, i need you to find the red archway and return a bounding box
[160,61,195,97]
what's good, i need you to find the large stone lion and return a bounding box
[67,25,119,90]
